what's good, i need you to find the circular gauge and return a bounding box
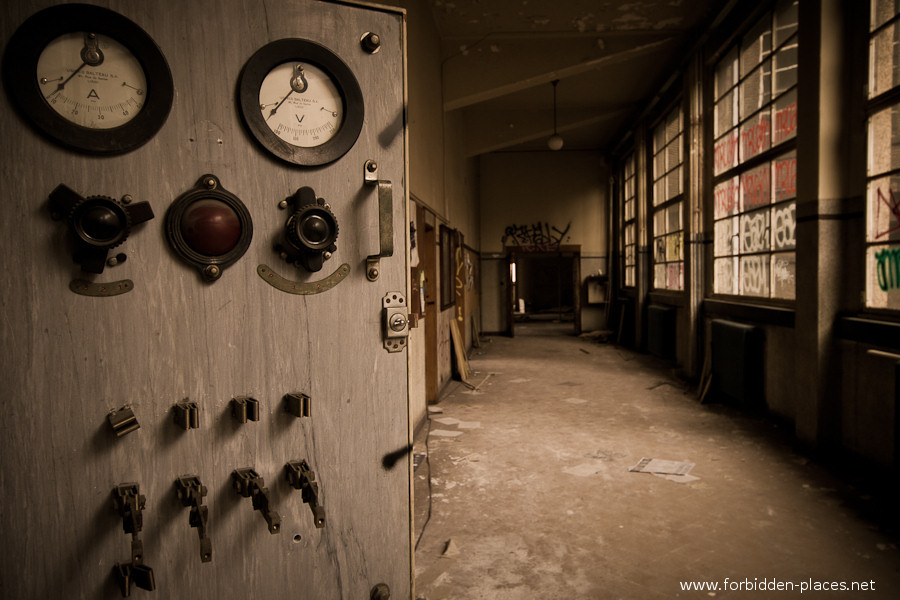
[1,3,173,154]
[238,38,364,166]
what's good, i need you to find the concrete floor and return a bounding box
[412,324,900,599]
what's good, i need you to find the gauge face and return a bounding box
[259,61,344,148]
[1,3,173,154]
[37,32,147,130]
[238,38,364,166]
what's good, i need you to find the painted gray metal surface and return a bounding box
[0,1,410,598]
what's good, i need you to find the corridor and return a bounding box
[413,328,900,599]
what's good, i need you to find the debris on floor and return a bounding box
[630,457,700,483]
[441,539,460,558]
[431,429,464,438]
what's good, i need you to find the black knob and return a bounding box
[278,187,339,272]
[49,184,154,273]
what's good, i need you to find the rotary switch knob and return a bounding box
[277,186,338,273]
[49,184,154,273]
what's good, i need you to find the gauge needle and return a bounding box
[320,106,338,117]
[266,89,295,120]
[46,62,87,98]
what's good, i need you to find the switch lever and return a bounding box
[231,468,281,534]
[285,460,326,528]
[111,483,155,596]
[175,475,212,562]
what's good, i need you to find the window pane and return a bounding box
[740,15,773,78]
[772,90,798,145]
[741,163,771,211]
[714,91,737,138]
[714,216,739,257]
[772,252,796,299]
[867,175,900,242]
[774,41,798,95]
[715,47,739,99]
[714,177,740,219]
[740,61,773,119]
[740,208,771,254]
[867,244,900,308]
[740,255,770,296]
[867,105,900,176]
[772,201,797,250]
[774,0,799,47]
[715,257,739,294]
[714,129,739,175]
[872,0,900,31]
[773,151,797,201]
[740,110,772,161]
[869,22,900,98]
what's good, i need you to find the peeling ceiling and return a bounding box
[428,0,725,156]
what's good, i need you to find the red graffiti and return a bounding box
[774,157,796,200]
[741,118,771,160]
[876,188,900,239]
[741,166,770,210]
[714,130,739,174]
[773,101,797,145]
[714,179,739,217]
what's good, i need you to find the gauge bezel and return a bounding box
[1,3,174,155]
[238,38,364,167]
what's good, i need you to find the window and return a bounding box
[440,225,457,310]
[651,106,685,291]
[866,0,900,309]
[622,153,637,288]
[711,0,798,300]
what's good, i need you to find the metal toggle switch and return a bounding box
[111,483,155,596]
[285,460,326,528]
[175,475,212,563]
[231,468,281,534]
[173,400,199,430]
[284,393,311,419]
[108,406,140,437]
[231,396,259,424]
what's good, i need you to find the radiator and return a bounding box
[710,319,764,407]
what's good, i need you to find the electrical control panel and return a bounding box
[0,1,410,598]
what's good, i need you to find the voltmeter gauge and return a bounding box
[238,38,364,167]
[1,3,173,154]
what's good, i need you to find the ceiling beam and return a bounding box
[443,35,676,111]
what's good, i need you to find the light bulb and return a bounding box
[547,134,564,151]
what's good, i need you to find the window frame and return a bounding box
[707,0,799,305]
[649,102,687,293]
[620,152,637,290]
[864,0,900,313]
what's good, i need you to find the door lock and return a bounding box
[382,292,408,353]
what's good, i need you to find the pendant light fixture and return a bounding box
[547,79,564,151]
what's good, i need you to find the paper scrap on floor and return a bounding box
[431,429,464,438]
[630,457,699,482]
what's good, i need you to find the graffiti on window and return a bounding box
[875,188,900,239]
[502,221,571,251]
[876,246,900,291]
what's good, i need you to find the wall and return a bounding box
[479,150,608,333]
[382,0,480,422]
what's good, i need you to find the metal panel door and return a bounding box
[0,1,410,598]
